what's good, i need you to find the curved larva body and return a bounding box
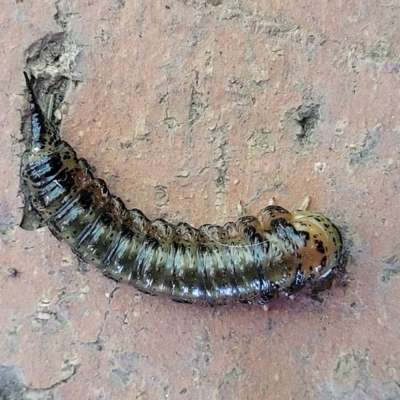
[20,73,342,304]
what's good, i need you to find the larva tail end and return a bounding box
[23,72,36,101]
[23,71,43,117]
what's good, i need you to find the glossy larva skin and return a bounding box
[20,73,342,305]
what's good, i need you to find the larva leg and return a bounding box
[236,200,245,217]
[261,304,269,312]
[298,195,310,211]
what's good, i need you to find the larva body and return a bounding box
[20,73,342,304]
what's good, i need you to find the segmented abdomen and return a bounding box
[20,73,342,304]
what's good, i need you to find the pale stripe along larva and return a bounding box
[20,72,343,305]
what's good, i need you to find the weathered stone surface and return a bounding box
[1,1,399,399]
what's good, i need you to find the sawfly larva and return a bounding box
[20,72,342,305]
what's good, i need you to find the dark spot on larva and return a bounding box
[146,235,160,248]
[120,223,131,236]
[315,240,325,254]
[309,266,313,271]
[78,190,93,209]
[320,256,327,269]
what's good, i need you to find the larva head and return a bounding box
[291,211,342,280]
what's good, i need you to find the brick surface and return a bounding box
[1,1,400,399]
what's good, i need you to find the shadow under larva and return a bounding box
[20,36,343,306]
